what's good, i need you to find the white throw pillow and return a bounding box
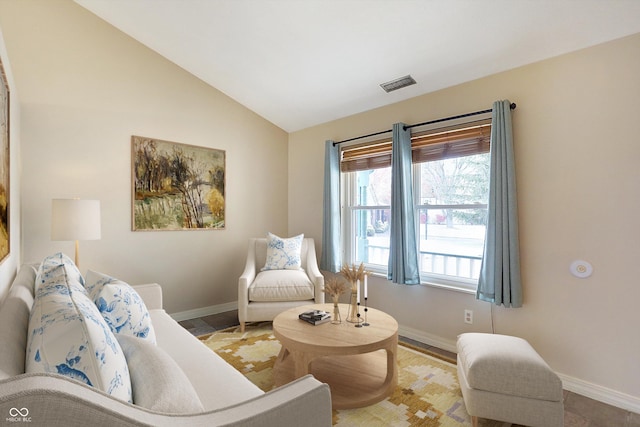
[261,232,304,271]
[85,270,156,344]
[26,270,132,403]
[117,335,204,414]
[35,252,85,293]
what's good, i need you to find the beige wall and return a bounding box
[0,23,21,301]
[0,0,289,314]
[289,33,640,406]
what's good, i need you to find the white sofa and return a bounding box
[0,263,332,427]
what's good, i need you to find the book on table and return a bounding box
[298,309,331,325]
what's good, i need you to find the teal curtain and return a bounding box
[477,100,522,307]
[320,140,341,272]
[387,123,420,285]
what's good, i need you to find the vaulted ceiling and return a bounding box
[75,0,640,132]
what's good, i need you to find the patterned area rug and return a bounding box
[201,323,515,427]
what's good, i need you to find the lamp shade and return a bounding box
[51,199,101,241]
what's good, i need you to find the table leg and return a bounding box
[291,350,313,379]
[275,345,314,380]
[275,346,290,365]
[382,337,398,393]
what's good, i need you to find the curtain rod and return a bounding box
[333,102,516,146]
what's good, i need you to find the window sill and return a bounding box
[366,270,477,295]
[419,280,476,295]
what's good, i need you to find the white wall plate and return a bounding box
[570,260,593,278]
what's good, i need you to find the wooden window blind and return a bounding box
[340,120,491,173]
[412,121,491,163]
[340,141,392,172]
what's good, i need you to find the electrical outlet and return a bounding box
[464,309,473,324]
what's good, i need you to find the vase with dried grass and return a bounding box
[322,277,348,324]
[340,263,368,324]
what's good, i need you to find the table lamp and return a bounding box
[51,199,101,268]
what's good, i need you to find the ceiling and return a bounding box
[74,0,640,132]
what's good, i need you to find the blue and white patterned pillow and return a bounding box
[85,270,156,344]
[262,233,304,271]
[35,252,85,293]
[26,266,132,402]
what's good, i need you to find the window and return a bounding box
[415,153,489,287]
[343,167,391,271]
[341,121,491,290]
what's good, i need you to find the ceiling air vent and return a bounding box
[380,75,417,93]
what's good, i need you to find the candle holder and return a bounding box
[355,302,363,328]
[362,297,370,326]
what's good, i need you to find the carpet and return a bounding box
[201,324,514,427]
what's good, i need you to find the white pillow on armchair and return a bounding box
[262,232,304,271]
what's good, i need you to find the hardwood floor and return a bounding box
[179,310,640,427]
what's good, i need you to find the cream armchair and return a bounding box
[238,237,324,332]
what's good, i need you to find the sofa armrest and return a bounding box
[238,239,257,291]
[238,241,258,323]
[238,262,256,295]
[132,283,163,310]
[305,240,325,304]
[197,374,332,427]
[0,373,332,427]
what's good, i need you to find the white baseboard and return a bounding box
[169,301,238,322]
[398,324,457,354]
[559,373,640,414]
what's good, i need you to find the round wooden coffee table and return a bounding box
[272,303,398,409]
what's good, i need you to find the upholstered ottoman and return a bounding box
[456,333,564,427]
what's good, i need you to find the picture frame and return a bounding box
[131,135,225,231]
[0,58,10,262]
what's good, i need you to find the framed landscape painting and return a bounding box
[0,58,9,262]
[132,136,225,231]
